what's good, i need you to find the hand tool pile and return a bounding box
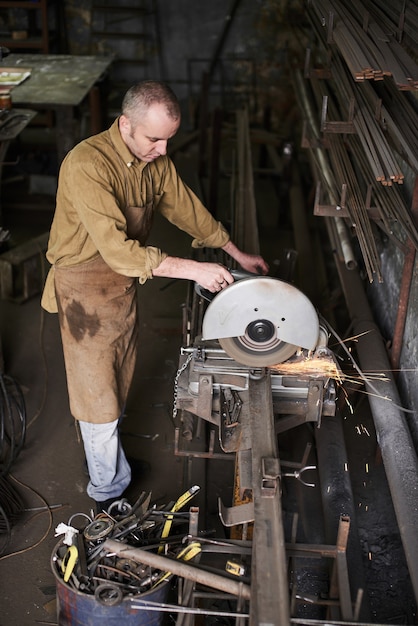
[52,487,201,607]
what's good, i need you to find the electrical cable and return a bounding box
[0,474,25,556]
[0,372,26,477]
[0,371,27,556]
[0,474,54,561]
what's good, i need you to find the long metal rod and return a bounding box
[103,538,251,600]
[390,176,418,371]
[307,0,418,88]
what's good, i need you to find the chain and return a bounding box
[172,351,193,420]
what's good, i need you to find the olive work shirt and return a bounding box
[41,117,230,313]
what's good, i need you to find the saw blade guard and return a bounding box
[201,276,320,366]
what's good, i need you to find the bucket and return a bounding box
[52,541,170,626]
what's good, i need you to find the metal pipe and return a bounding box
[102,538,251,600]
[335,216,357,270]
[329,234,418,605]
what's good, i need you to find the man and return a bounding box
[41,80,268,512]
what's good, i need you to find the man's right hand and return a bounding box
[152,256,233,292]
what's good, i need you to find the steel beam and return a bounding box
[248,372,290,626]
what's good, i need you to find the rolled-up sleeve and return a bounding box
[138,246,168,284]
[191,221,230,248]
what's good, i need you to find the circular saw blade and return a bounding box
[202,277,319,354]
[219,335,298,367]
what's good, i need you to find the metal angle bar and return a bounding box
[218,498,255,526]
[333,515,354,620]
[247,372,290,626]
[176,507,201,626]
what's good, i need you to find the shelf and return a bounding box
[0,1,45,8]
[0,37,46,48]
[0,0,50,53]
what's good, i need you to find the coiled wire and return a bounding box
[0,373,26,475]
[0,372,27,554]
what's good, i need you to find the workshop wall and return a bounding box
[63,0,302,127]
[64,0,92,55]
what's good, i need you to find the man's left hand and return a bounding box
[222,241,269,275]
[237,251,269,275]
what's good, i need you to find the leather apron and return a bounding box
[55,171,155,424]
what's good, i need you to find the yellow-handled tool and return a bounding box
[158,485,200,553]
[152,541,202,588]
[61,544,78,583]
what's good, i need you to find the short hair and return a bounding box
[122,81,180,125]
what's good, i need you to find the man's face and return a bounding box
[119,103,180,162]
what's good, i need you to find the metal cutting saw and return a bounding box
[174,271,337,447]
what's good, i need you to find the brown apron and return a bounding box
[55,189,155,424]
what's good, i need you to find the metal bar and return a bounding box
[334,516,353,620]
[247,372,290,626]
[103,538,251,600]
[390,175,418,371]
[308,0,418,88]
[131,599,249,619]
[176,507,200,626]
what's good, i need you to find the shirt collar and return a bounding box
[108,116,137,168]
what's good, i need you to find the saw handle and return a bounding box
[195,268,261,302]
